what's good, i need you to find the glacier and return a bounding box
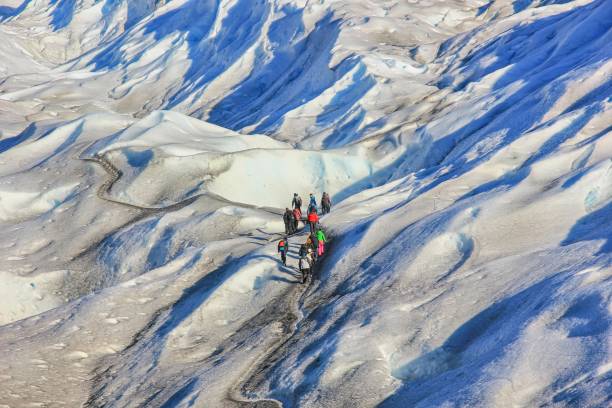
[0,0,610,406]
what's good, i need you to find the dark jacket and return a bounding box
[283,210,295,224]
[321,193,331,206]
[292,196,302,209]
[305,238,315,250]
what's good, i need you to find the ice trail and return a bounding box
[227,237,334,407]
[78,143,285,217]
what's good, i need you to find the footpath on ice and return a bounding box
[0,0,610,406]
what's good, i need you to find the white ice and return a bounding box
[0,0,610,407]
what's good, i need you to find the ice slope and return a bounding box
[83,110,380,208]
[0,107,379,325]
[0,0,505,148]
[0,0,611,407]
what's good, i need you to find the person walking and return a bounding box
[305,235,316,262]
[321,192,331,214]
[293,207,302,231]
[308,193,317,214]
[316,228,327,256]
[307,209,319,234]
[298,244,307,272]
[292,193,302,211]
[299,244,314,283]
[283,208,295,235]
[309,232,319,261]
[278,237,289,266]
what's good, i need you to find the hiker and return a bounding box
[305,235,316,262]
[298,244,314,283]
[293,207,302,231]
[278,237,289,266]
[307,208,319,234]
[307,233,319,262]
[321,192,331,214]
[283,208,295,235]
[292,193,302,211]
[316,227,327,256]
[298,244,308,272]
[308,193,317,214]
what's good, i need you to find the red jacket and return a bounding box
[308,212,319,223]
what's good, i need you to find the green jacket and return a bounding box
[316,230,326,242]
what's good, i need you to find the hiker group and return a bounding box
[282,192,331,235]
[278,192,331,283]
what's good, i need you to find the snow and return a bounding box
[0,0,610,407]
[0,183,79,222]
[0,269,69,325]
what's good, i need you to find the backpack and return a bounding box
[278,240,287,251]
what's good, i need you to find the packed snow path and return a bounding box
[79,147,284,216]
[0,0,611,406]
